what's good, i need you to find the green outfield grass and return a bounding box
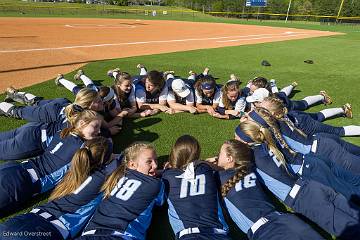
[0,12,359,239]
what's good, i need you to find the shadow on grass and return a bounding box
[112,117,162,153]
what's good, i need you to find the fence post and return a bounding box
[285,0,292,23]
[336,0,345,23]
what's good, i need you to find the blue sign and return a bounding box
[246,0,267,7]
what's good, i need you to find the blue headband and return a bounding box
[201,82,215,90]
[235,125,254,143]
[249,111,270,128]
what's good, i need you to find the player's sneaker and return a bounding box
[163,70,175,80]
[203,67,210,75]
[55,74,64,86]
[320,90,332,105]
[107,68,121,78]
[74,69,84,81]
[291,81,298,87]
[136,64,144,69]
[343,103,353,119]
[4,86,18,102]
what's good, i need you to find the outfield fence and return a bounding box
[208,11,360,25]
[0,3,360,25]
[0,4,199,18]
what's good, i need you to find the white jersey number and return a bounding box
[180,174,206,199]
[111,178,142,201]
[234,173,256,191]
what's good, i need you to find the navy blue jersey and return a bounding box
[252,144,297,202]
[195,85,222,106]
[219,169,276,234]
[162,162,229,236]
[278,120,313,154]
[135,81,167,104]
[275,92,292,110]
[28,133,85,193]
[82,169,164,239]
[35,159,119,239]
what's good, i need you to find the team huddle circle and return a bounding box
[0,64,360,240]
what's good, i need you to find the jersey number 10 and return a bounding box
[179,174,206,199]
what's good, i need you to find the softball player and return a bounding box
[55,70,97,95]
[78,142,164,240]
[240,109,360,202]
[193,75,221,116]
[0,137,115,239]
[1,88,102,123]
[135,67,172,115]
[214,79,246,119]
[108,70,140,117]
[0,109,102,216]
[260,96,359,137]
[167,78,197,114]
[214,139,324,240]
[162,135,230,240]
[235,122,360,239]
[246,87,332,112]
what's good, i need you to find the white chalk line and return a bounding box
[217,33,309,42]
[0,31,310,53]
[64,24,136,29]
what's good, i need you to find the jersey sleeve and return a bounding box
[213,89,221,104]
[195,90,203,104]
[234,97,246,113]
[155,181,165,206]
[167,90,176,102]
[186,91,195,104]
[135,87,146,103]
[159,86,168,102]
[128,85,136,104]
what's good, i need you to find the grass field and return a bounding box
[1,4,360,239]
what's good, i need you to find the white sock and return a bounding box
[0,102,15,112]
[59,78,77,92]
[80,74,94,87]
[320,108,344,119]
[166,74,174,80]
[24,93,36,101]
[113,71,119,79]
[280,85,294,96]
[188,75,196,81]
[302,95,324,106]
[343,126,360,136]
[140,67,147,76]
[270,79,278,93]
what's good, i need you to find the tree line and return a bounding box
[162,0,360,17]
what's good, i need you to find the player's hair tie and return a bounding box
[73,104,84,113]
[248,110,270,128]
[102,87,115,103]
[235,125,254,143]
[226,79,239,85]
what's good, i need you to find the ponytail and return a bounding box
[255,107,297,156]
[49,137,113,201]
[262,96,307,137]
[238,121,291,174]
[101,142,155,199]
[61,106,99,138]
[220,140,253,197]
[49,148,91,201]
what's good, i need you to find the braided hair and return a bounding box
[254,107,297,156]
[262,96,307,137]
[221,140,253,197]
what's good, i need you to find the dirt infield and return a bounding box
[0,17,341,92]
